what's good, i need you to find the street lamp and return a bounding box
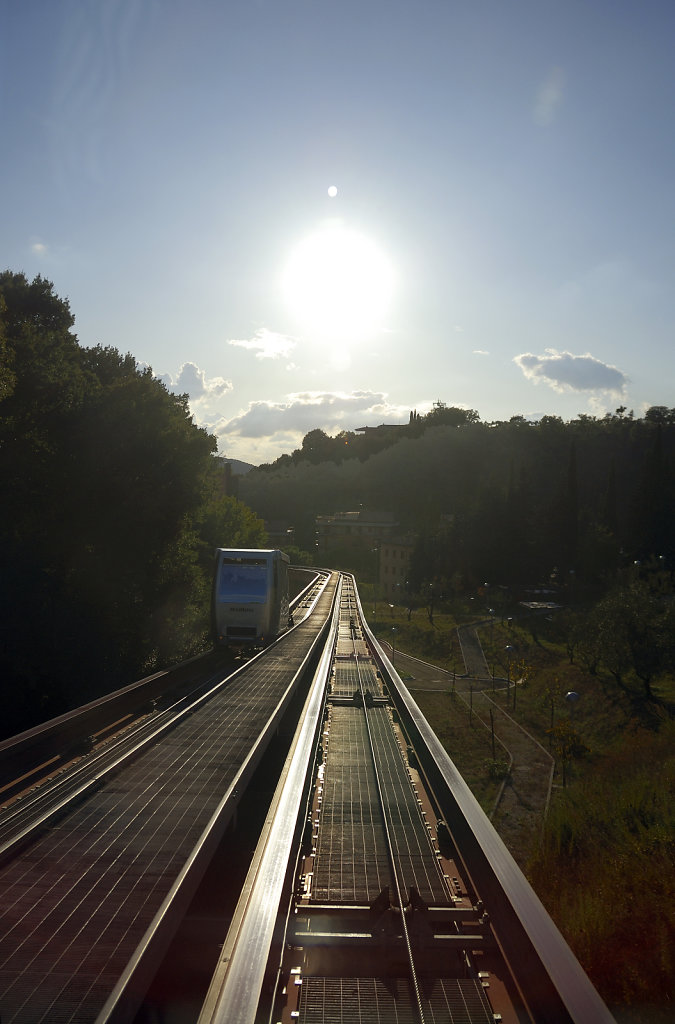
[488,609,495,691]
[505,645,514,705]
[565,690,579,722]
[371,545,380,627]
[391,626,397,668]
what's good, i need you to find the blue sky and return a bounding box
[4,0,675,464]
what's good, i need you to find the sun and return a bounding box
[281,221,394,342]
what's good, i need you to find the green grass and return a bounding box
[409,689,503,814]
[529,721,675,1007]
[367,603,461,669]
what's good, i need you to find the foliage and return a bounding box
[255,402,480,473]
[0,272,265,736]
[529,722,675,1006]
[410,690,502,813]
[583,575,675,698]
[484,758,511,779]
[242,404,675,595]
[283,544,315,566]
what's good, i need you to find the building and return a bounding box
[378,537,415,599]
[315,509,415,599]
[315,510,398,553]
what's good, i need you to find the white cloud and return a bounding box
[219,390,403,439]
[514,348,628,396]
[534,67,565,127]
[160,362,233,401]
[31,241,48,255]
[228,328,296,360]
[207,389,417,464]
[473,349,489,356]
[154,366,425,465]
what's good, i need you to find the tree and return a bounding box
[585,579,669,700]
[0,272,265,734]
[299,428,335,464]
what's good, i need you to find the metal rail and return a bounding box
[199,574,490,1023]
[352,615,426,1024]
[0,572,336,1024]
[197,577,342,1024]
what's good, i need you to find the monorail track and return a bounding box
[202,575,616,1024]
[0,571,615,1024]
[0,571,336,1024]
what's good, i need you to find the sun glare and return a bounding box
[282,221,394,343]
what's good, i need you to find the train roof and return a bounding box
[215,547,289,559]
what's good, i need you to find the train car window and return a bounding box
[217,557,267,601]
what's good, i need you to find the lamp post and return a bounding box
[566,690,579,722]
[371,544,380,627]
[505,645,514,705]
[488,607,495,688]
[391,626,397,669]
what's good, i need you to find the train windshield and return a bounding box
[217,557,268,602]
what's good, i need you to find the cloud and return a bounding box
[160,362,233,401]
[534,67,565,126]
[219,390,402,439]
[473,349,489,356]
[154,368,420,465]
[228,328,296,360]
[514,348,628,395]
[205,389,419,464]
[31,241,48,256]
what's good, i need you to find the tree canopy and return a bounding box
[242,405,675,592]
[0,272,265,736]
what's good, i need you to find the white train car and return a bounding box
[213,548,291,646]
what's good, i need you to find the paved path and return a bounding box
[385,625,554,870]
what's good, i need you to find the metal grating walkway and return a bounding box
[313,707,391,902]
[312,706,449,905]
[368,708,449,905]
[299,976,495,1023]
[0,581,336,1024]
[331,663,381,699]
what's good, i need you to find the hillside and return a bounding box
[240,408,675,595]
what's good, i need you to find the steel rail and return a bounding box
[95,571,337,1024]
[194,578,342,1024]
[347,577,426,1024]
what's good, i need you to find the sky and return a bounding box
[3,0,675,466]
